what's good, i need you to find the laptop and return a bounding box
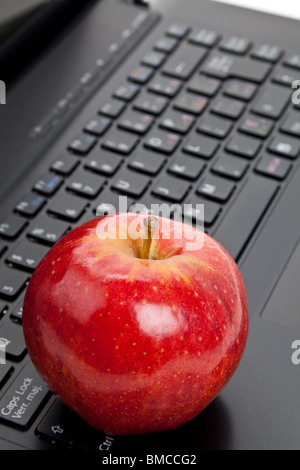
[0,0,299,451]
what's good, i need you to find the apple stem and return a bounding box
[141,216,159,260]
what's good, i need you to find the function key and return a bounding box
[219,36,251,55]
[15,193,46,217]
[174,92,208,116]
[0,267,29,301]
[226,134,262,159]
[134,91,168,115]
[198,114,233,139]
[223,79,257,101]
[168,155,205,181]
[283,54,300,70]
[50,154,79,176]
[101,129,139,155]
[0,214,28,240]
[211,96,245,120]
[212,154,249,181]
[111,169,149,198]
[128,150,166,176]
[99,99,126,119]
[68,133,97,155]
[239,115,274,138]
[154,37,178,54]
[255,155,291,180]
[113,83,139,101]
[197,175,235,202]
[6,241,49,273]
[183,134,219,159]
[142,51,166,69]
[33,173,63,196]
[152,175,191,202]
[118,110,154,135]
[144,129,181,154]
[28,216,70,246]
[189,28,219,48]
[268,135,300,159]
[129,65,154,84]
[281,111,300,137]
[166,24,190,39]
[84,116,112,137]
[251,44,283,63]
[148,76,182,98]
[187,75,221,97]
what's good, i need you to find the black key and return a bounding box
[10,295,25,322]
[166,23,190,39]
[0,365,13,388]
[211,96,245,119]
[6,241,49,272]
[98,99,126,118]
[0,268,28,300]
[226,134,262,159]
[197,175,235,202]
[129,65,154,84]
[152,175,190,202]
[198,114,233,138]
[168,155,205,181]
[183,134,219,159]
[188,28,219,48]
[144,129,181,154]
[102,129,139,155]
[251,44,282,63]
[33,173,63,196]
[268,135,300,159]
[160,110,195,134]
[162,43,207,80]
[272,68,298,87]
[255,155,292,180]
[0,361,49,428]
[202,53,271,83]
[281,111,300,137]
[67,169,106,198]
[283,54,300,70]
[239,115,274,138]
[187,75,221,97]
[174,92,208,116]
[220,36,251,55]
[28,216,69,246]
[118,110,154,135]
[48,193,88,221]
[252,84,290,119]
[0,215,28,240]
[84,151,123,176]
[68,133,97,155]
[134,91,168,115]
[111,169,149,197]
[212,154,249,181]
[154,37,178,53]
[113,83,139,101]
[50,154,79,176]
[185,197,221,227]
[84,116,111,137]
[148,76,182,97]
[0,320,27,361]
[142,51,166,68]
[94,190,134,216]
[15,193,46,217]
[128,150,165,176]
[223,79,257,101]
[213,175,279,260]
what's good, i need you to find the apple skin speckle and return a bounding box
[22,213,248,436]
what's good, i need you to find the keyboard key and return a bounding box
[226,134,262,159]
[268,135,300,159]
[220,36,251,55]
[198,114,233,138]
[15,194,46,217]
[202,53,271,83]
[188,28,219,48]
[213,175,279,260]
[168,155,205,180]
[68,133,97,155]
[94,190,134,216]
[118,110,154,135]
[0,365,13,389]
[48,193,88,221]
[187,75,221,97]
[84,151,123,176]
[281,111,300,137]
[148,76,182,97]
[223,79,257,101]
[283,54,300,70]
[166,24,190,39]
[251,44,283,62]
[197,175,235,202]
[128,149,165,176]
[134,91,168,115]
[111,169,149,197]
[6,241,49,272]
[0,361,49,428]
[252,84,291,119]
[144,129,181,154]
[84,116,112,136]
[0,320,27,361]
[67,169,105,198]
[211,96,245,119]
[0,268,28,301]
[33,173,63,196]
[152,175,191,202]
[102,129,139,155]
[162,43,207,80]
[113,83,139,101]
[174,92,208,115]
[28,216,70,246]
[154,37,178,54]
[255,155,291,180]
[185,197,221,227]
[160,110,195,134]
[50,154,79,176]
[129,65,154,84]
[0,215,28,240]
[239,115,274,138]
[10,294,25,323]
[272,67,298,87]
[98,99,126,118]
[183,134,219,159]
[212,154,249,180]
[142,51,166,68]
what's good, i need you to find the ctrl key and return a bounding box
[0,361,50,429]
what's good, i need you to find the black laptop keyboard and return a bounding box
[0,18,300,450]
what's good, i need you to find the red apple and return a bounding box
[22,212,248,436]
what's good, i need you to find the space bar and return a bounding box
[213,176,279,261]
